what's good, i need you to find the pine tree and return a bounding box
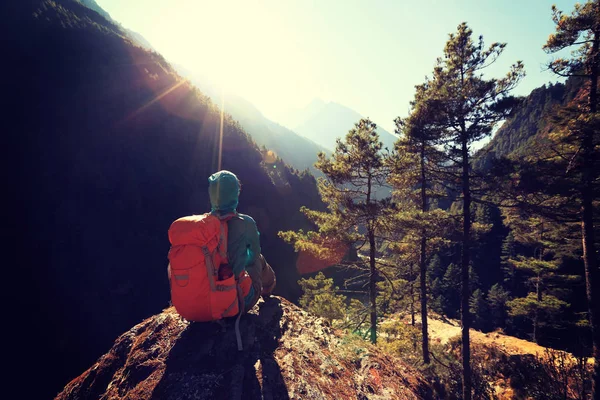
[468,264,481,293]
[376,259,411,318]
[427,254,444,283]
[543,2,600,393]
[390,81,448,364]
[505,256,567,343]
[424,23,525,399]
[407,263,419,327]
[428,255,446,315]
[429,278,444,316]
[469,288,488,331]
[488,283,510,329]
[503,213,572,343]
[501,231,517,291]
[279,118,391,344]
[298,272,347,323]
[442,262,461,317]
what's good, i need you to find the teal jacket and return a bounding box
[224,213,261,278]
[208,171,261,305]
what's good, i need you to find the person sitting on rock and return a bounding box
[208,170,276,310]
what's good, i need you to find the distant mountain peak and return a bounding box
[285,100,397,152]
[307,97,326,107]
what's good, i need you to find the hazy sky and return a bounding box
[97,0,578,134]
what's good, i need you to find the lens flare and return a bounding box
[296,238,348,275]
[218,87,225,171]
[124,79,186,122]
[263,149,277,164]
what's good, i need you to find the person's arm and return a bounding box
[230,214,261,279]
[246,216,261,267]
[242,216,262,297]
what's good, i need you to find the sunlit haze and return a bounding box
[98,0,577,134]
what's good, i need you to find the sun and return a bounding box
[148,1,314,117]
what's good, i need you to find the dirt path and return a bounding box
[425,316,550,356]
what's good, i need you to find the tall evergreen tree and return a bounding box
[503,213,573,343]
[488,283,510,329]
[279,118,391,344]
[469,288,489,331]
[424,23,525,399]
[501,231,517,291]
[442,262,462,317]
[544,2,600,393]
[427,255,446,315]
[391,82,448,364]
[427,254,444,283]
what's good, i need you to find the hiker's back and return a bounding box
[167,170,272,324]
[167,213,251,322]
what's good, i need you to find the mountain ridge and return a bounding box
[474,76,584,170]
[287,99,399,152]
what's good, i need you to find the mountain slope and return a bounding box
[284,98,328,128]
[77,0,111,19]
[290,100,399,152]
[474,76,584,169]
[78,0,154,50]
[6,1,323,398]
[57,297,434,399]
[176,68,330,174]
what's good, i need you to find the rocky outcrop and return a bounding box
[57,297,433,399]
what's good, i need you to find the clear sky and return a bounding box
[97,0,578,134]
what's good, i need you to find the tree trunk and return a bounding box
[367,174,377,344]
[584,25,600,399]
[369,229,377,344]
[533,270,542,344]
[420,140,431,364]
[582,175,600,399]
[461,133,472,400]
[410,265,416,327]
[533,243,544,344]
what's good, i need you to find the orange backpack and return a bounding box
[167,213,252,322]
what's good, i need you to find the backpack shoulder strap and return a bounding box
[217,219,227,259]
[214,211,238,259]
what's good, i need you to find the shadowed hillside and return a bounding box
[5,1,324,398]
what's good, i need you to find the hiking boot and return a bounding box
[261,293,273,301]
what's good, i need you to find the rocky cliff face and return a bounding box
[57,297,433,399]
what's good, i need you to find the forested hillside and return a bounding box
[5,1,323,398]
[475,76,585,169]
[279,14,599,399]
[467,75,593,351]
